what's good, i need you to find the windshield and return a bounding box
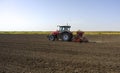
[59,26,70,31]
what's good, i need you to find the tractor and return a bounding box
[47,25,88,42]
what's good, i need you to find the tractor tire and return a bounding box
[61,33,73,41]
[48,35,55,41]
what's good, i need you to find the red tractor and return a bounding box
[47,25,88,42]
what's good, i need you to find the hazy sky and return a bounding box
[0,0,120,31]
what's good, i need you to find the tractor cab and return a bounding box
[58,26,71,32]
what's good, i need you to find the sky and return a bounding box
[0,0,120,31]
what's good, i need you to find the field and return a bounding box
[0,34,120,73]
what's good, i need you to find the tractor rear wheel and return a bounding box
[61,33,72,41]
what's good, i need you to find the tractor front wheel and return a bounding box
[48,35,55,41]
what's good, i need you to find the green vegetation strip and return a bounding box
[0,31,120,35]
[85,31,120,35]
[0,31,50,34]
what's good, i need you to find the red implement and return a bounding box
[72,31,88,42]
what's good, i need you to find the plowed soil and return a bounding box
[0,34,120,73]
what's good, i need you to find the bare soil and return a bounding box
[0,34,120,73]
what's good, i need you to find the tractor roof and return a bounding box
[59,26,71,28]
